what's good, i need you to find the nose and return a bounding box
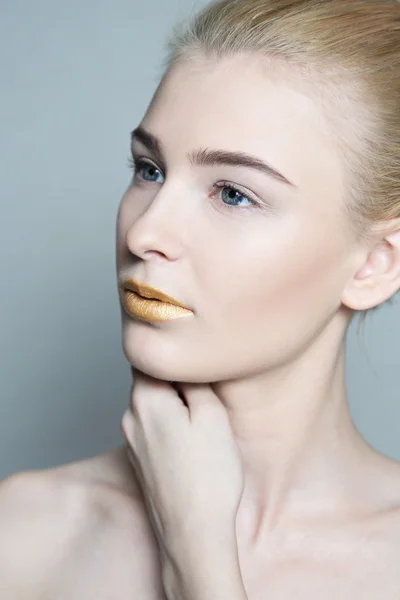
[124,185,186,261]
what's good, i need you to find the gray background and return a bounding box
[1,0,399,481]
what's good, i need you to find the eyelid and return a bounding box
[216,180,260,205]
[133,155,162,170]
[131,151,166,174]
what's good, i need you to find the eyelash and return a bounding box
[127,155,262,211]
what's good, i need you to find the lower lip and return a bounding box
[122,291,194,322]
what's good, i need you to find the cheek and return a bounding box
[201,221,347,355]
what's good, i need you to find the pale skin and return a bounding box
[2,53,400,598]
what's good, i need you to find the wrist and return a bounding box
[165,518,238,564]
[163,565,247,600]
[161,534,246,600]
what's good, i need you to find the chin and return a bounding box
[121,340,179,381]
[119,315,236,384]
[121,342,222,384]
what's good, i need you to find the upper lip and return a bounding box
[121,278,192,310]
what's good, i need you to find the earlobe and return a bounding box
[341,231,400,311]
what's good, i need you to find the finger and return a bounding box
[125,444,141,482]
[132,369,174,396]
[121,408,137,447]
[121,410,143,480]
[171,381,188,406]
[178,382,226,417]
[131,369,183,417]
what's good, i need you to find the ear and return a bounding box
[341,222,400,311]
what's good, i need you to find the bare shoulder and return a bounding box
[47,443,142,498]
[0,444,143,530]
[0,446,164,599]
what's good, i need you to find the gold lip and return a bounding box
[121,278,191,310]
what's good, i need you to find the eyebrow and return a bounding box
[130,126,295,187]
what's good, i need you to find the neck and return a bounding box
[211,332,370,546]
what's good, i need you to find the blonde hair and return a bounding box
[160,0,400,336]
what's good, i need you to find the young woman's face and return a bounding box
[116,55,358,383]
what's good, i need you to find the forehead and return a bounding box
[143,55,343,191]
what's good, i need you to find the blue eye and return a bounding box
[128,157,165,183]
[213,183,256,208]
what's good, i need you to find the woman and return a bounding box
[1,0,400,597]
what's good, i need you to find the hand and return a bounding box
[121,368,244,563]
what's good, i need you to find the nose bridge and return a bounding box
[132,179,188,230]
[126,180,189,256]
